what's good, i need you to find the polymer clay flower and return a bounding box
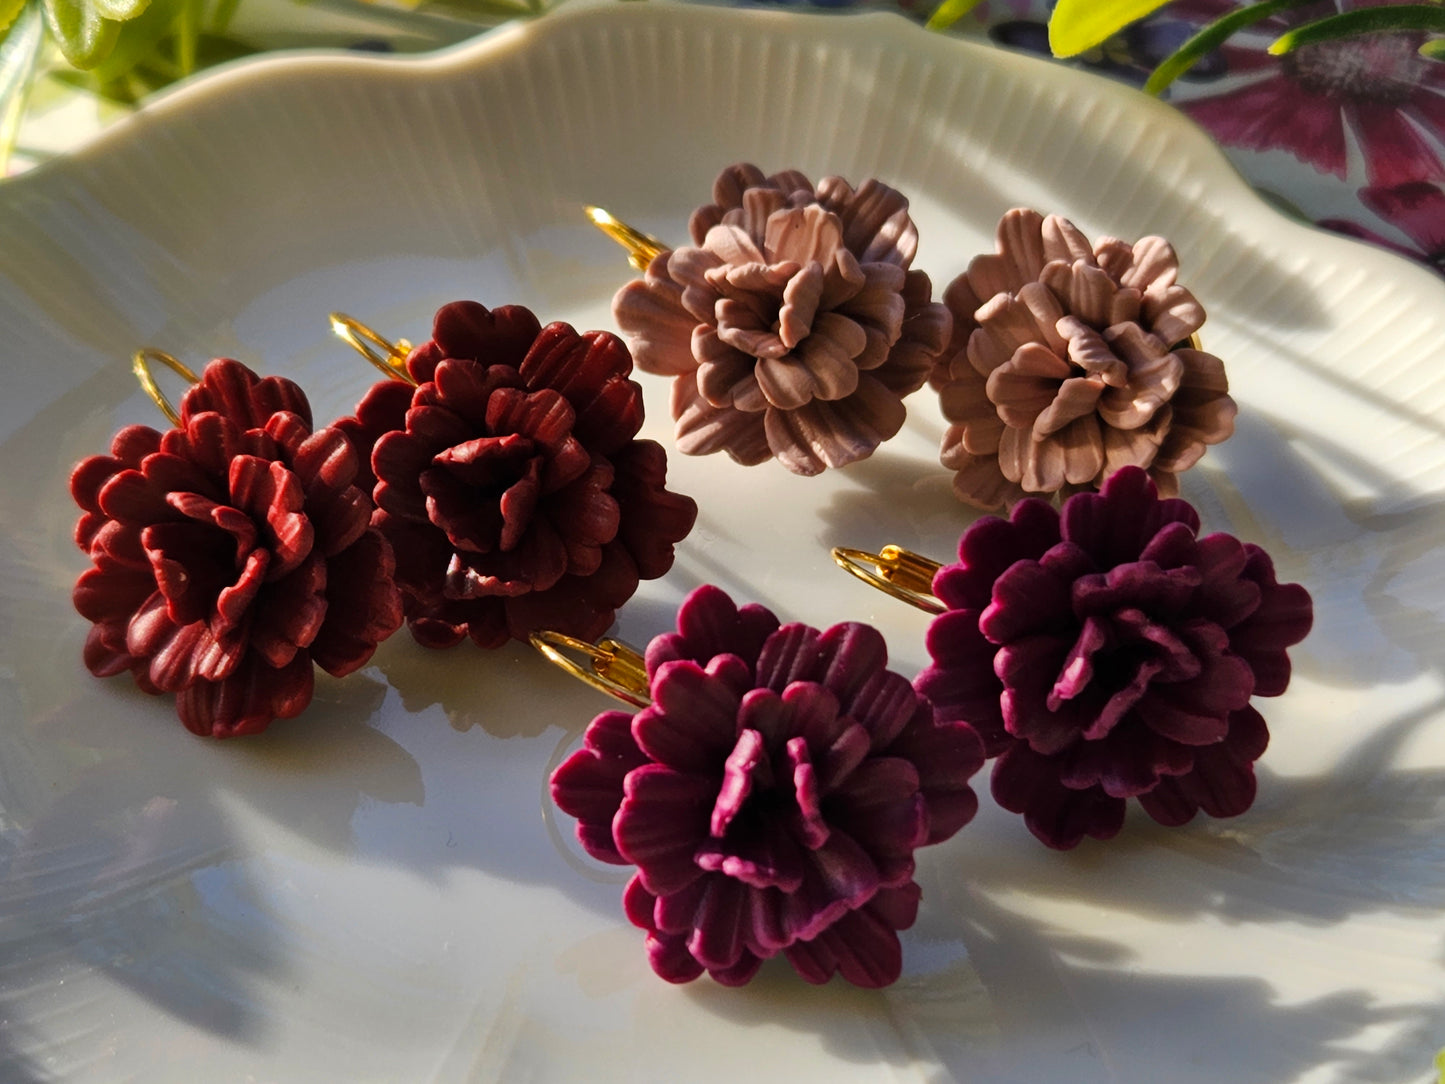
[70,360,403,738]
[935,209,1237,509]
[612,163,952,475]
[336,301,697,649]
[915,467,1312,850]
[551,584,984,987]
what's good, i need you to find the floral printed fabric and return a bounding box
[750,0,1444,274]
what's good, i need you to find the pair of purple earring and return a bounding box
[542,466,1312,990]
[69,302,698,739]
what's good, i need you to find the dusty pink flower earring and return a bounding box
[70,350,404,738]
[591,163,953,476]
[328,304,698,650]
[535,584,984,987]
[933,209,1237,510]
[833,467,1312,850]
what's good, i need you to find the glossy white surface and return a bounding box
[2,4,1444,1080]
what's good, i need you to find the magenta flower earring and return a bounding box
[833,466,1312,850]
[536,583,984,987]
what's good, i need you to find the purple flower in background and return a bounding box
[1322,181,1445,272]
[915,467,1312,850]
[1169,0,1445,190]
[551,585,984,987]
[967,0,1444,274]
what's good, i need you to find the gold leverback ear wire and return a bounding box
[530,630,652,709]
[329,313,417,385]
[132,348,200,426]
[584,206,669,272]
[831,545,946,615]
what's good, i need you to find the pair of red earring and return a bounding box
[69,301,699,739]
[540,467,1312,990]
[592,162,1239,509]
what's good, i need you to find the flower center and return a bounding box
[1282,32,1426,105]
[695,730,829,891]
[144,517,259,621]
[1047,563,1208,738]
[716,287,789,357]
[421,434,541,553]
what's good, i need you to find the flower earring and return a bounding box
[536,583,985,988]
[329,302,698,650]
[590,162,953,476]
[931,208,1238,510]
[70,350,403,738]
[833,467,1313,850]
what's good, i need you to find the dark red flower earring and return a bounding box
[833,466,1313,850]
[589,162,953,476]
[535,584,985,988]
[69,350,404,738]
[329,303,698,650]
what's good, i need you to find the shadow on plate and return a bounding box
[817,405,1445,693]
[680,878,1441,1084]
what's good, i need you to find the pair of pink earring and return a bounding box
[540,465,1312,989]
[69,301,698,739]
[591,162,1239,509]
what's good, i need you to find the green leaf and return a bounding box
[42,0,121,66]
[925,0,983,33]
[1,0,28,38]
[173,0,195,73]
[1048,0,1172,57]
[1269,5,1445,54]
[1143,0,1317,95]
[1,2,42,98]
[1,3,45,170]
[1422,35,1445,58]
[82,0,178,83]
[209,0,238,33]
[91,0,149,23]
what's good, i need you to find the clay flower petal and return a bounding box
[934,209,1236,508]
[336,301,698,649]
[551,584,984,987]
[70,360,404,738]
[612,163,950,475]
[916,467,1311,849]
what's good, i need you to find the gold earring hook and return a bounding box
[584,206,670,272]
[329,312,417,386]
[529,630,652,708]
[132,348,201,426]
[831,545,946,615]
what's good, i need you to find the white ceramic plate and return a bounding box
[3,4,1444,1080]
